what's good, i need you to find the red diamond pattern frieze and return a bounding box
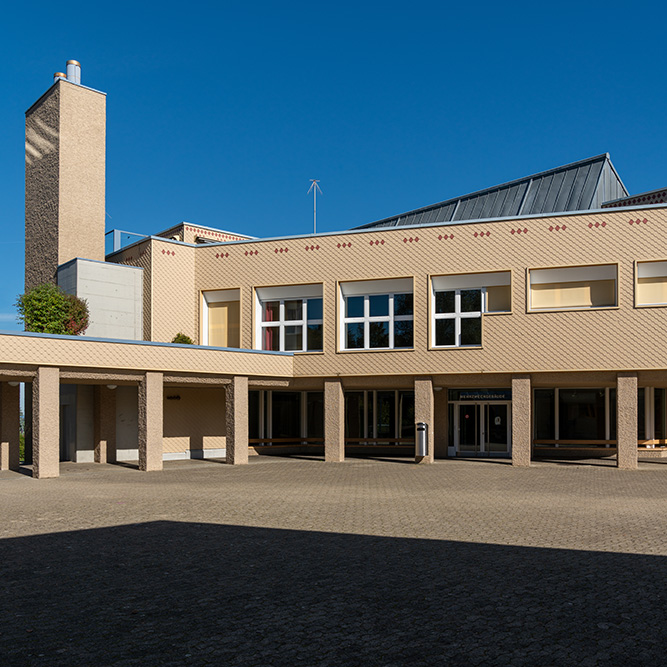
[437,234,454,241]
[161,249,176,256]
[305,244,321,251]
[274,247,290,254]
[629,218,648,225]
[215,252,230,259]
[510,228,529,235]
[403,237,419,243]
[185,226,245,242]
[588,221,608,229]
[336,242,352,249]
[244,250,259,256]
[473,231,491,238]
[368,240,386,246]
[548,225,567,232]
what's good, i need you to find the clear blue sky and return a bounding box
[1,1,665,330]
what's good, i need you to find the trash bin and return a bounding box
[416,422,428,457]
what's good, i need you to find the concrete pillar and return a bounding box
[94,385,117,464]
[511,374,531,467]
[324,379,345,462]
[138,372,163,471]
[32,367,60,479]
[617,372,638,470]
[226,376,248,465]
[0,383,21,471]
[433,386,448,458]
[414,377,435,463]
[24,388,33,465]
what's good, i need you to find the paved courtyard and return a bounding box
[2,456,667,665]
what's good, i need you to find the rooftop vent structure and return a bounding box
[66,60,81,84]
[53,72,66,83]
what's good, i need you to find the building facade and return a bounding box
[3,62,667,478]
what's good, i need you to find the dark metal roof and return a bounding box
[602,186,667,209]
[354,154,628,230]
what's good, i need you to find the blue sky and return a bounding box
[1,1,665,330]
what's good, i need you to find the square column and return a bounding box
[0,383,21,471]
[138,372,163,471]
[324,379,344,462]
[617,372,638,470]
[511,374,531,467]
[33,367,60,479]
[226,376,248,465]
[94,385,117,464]
[414,377,435,463]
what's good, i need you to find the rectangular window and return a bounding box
[340,278,413,351]
[255,285,323,352]
[249,390,324,445]
[529,265,617,311]
[637,261,667,306]
[431,272,510,348]
[533,387,616,445]
[638,387,646,441]
[344,390,415,444]
[559,389,606,440]
[203,288,241,347]
[533,389,555,440]
[433,289,482,347]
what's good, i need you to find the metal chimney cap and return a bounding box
[66,59,81,66]
[54,72,66,78]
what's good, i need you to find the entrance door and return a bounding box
[458,404,480,453]
[484,404,509,454]
[454,402,511,456]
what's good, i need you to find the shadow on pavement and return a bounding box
[1,522,664,665]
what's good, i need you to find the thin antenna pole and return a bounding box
[307,179,322,234]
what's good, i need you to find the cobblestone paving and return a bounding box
[2,457,667,665]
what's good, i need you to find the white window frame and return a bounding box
[257,297,323,352]
[341,292,413,350]
[431,287,484,348]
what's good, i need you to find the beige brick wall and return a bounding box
[0,332,293,378]
[163,386,226,452]
[25,80,105,291]
[184,206,667,377]
[58,82,106,265]
[114,241,152,340]
[25,85,60,289]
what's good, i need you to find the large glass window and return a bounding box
[433,288,482,347]
[203,289,241,347]
[342,293,413,350]
[533,388,615,444]
[344,390,415,444]
[259,297,323,352]
[533,389,555,440]
[558,389,606,440]
[529,265,617,311]
[248,390,324,445]
[637,387,667,444]
[636,261,667,306]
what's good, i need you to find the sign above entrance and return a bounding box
[449,389,512,402]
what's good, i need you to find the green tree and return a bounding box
[171,332,194,344]
[16,283,89,335]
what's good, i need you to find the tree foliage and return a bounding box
[16,283,89,335]
[171,332,194,344]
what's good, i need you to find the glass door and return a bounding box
[457,404,480,453]
[454,402,511,456]
[484,403,509,454]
